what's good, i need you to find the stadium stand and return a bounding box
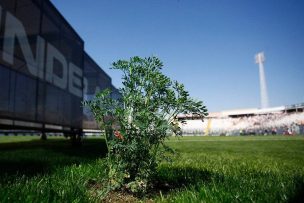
[177,103,304,136]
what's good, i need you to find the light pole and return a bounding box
[255,52,269,109]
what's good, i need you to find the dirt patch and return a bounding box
[87,179,155,202]
[102,191,142,203]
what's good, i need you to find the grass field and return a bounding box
[0,135,303,202]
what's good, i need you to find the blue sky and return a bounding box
[51,0,304,112]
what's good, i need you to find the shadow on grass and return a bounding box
[288,177,304,203]
[0,138,107,158]
[0,160,50,177]
[152,165,220,194]
[0,138,107,179]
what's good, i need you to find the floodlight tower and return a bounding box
[255,52,269,109]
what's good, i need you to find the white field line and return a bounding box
[166,138,304,142]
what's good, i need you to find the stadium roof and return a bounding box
[178,103,304,119]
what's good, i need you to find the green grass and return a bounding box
[0,135,303,202]
[159,136,304,202]
[0,136,107,202]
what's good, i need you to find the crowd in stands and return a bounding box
[180,112,304,136]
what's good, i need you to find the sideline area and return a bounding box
[168,135,304,142]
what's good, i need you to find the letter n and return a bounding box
[2,12,45,79]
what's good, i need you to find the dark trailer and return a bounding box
[83,52,113,130]
[0,0,118,136]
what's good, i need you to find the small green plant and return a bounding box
[83,56,208,194]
